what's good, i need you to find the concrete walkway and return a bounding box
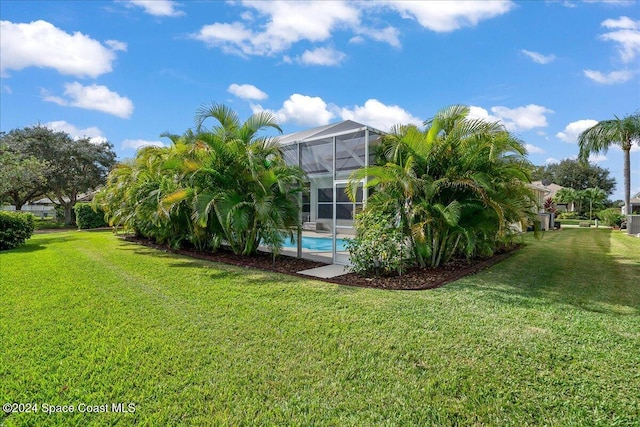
[297,264,350,278]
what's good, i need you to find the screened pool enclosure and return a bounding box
[276,120,383,265]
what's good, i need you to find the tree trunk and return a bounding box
[63,202,76,226]
[624,147,631,215]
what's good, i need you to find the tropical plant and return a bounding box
[96,103,304,257]
[578,113,640,215]
[161,104,305,256]
[555,187,580,213]
[348,105,537,270]
[581,187,607,220]
[544,197,556,214]
[597,208,624,227]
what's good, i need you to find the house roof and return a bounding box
[528,183,551,194]
[531,181,565,198]
[276,120,384,146]
[31,190,98,205]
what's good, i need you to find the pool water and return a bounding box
[282,236,347,252]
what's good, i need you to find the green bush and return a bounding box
[0,211,35,250]
[597,208,624,227]
[346,210,408,277]
[74,203,107,229]
[557,211,577,219]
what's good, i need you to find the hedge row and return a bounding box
[0,211,35,250]
[74,203,107,229]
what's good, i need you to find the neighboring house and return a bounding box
[531,181,573,212]
[1,191,98,219]
[528,182,550,211]
[516,183,552,232]
[1,198,56,218]
[623,197,640,215]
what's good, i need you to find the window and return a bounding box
[317,187,363,220]
[317,187,333,219]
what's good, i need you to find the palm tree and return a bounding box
[163,103,304,256]
[348,105,537,268]
[578,113,640,215]
[582,187,606,220]
[555,187,579,213]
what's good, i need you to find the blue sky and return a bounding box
[1,0,638,199]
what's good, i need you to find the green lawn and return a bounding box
[1,229,639,426]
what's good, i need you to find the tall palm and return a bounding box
[578,113,640,215]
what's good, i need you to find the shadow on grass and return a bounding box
[460,229,640,316]
[6,234,79,253]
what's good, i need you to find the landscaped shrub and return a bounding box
[0,211,35,250]
[557,211,577,219]
[346,210,408,276]
[597,208,624,227]
[348,105,538,269]
[74,203,107,229]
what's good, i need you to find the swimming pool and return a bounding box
[282,236,347,252]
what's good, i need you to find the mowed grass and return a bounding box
[1,229,639,426]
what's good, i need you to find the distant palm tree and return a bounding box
[582,187,606,220]
[556,187,579,213]
[578,113,640,215]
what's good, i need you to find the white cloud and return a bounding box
[297,47,347,66]
[43,82,134,118]
[254,94,336,127]
[383,1,514,32]
[602,16,639,31]
[354,25,401,48]
[490,104,553,132]
[583,69,635,84]
[0,20,125,78]
[192,1,360,56]
[599,16,640,62]
[583,0,636,5]
[556,119,598,143]
[125,0,184,17]
[339,99,422,131]
[525,143,545,154]
[44,120,107,144]
[546,157,560,164]
[122,139,166,150]
[589,153,608,163]
[467,106,502,123]
[227,83,268,100]
[469,104,552,132]
[191,1,511,59]
[613,144,640,153]
[253,95,420,130]
[521,49,556,64]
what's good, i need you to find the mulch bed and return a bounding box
[123,235,519,290]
